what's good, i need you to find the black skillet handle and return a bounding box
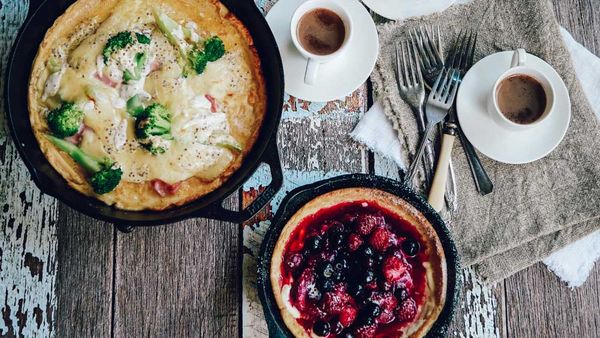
[196,139,283,223]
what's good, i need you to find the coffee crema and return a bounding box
[496,74,547,124]
[297,8,345,56]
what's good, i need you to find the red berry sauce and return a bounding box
[279,200,429,338]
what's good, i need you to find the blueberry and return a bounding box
[313,320,331,337]
[360,316,374,326]
[402,239,420,257]
[306,235,323,252]
[360,245,375,258]
[334,257,349,271]
[363,270,375,284]
[318,277,335,292]
[332,320,344,334]
[308,287,322,302]
[395,287,409,301]
[332,270,346,282]
[319,262,335,278]
[375,254,385,264]
[342,332,355,338]
[329,231,346,247]
[348,283,364,297]
[328,221,346,234]
[363,302,381,318]
[362,256,375,268]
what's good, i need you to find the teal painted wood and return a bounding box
[1,1,59,337]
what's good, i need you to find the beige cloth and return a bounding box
[370,0,600,283]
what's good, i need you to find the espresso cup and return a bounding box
[290,0,353,85]
[488,49,555,130]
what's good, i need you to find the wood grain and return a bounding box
[54,205,113,338]
[113,197,239,338]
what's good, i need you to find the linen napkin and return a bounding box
[357,0,600,284]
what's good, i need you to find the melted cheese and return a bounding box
[48,0,248,184]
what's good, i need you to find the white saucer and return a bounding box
[265,0,378,102]
[457,51,571,164]
[361,0,455,21]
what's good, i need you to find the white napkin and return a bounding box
[351,27,600,287]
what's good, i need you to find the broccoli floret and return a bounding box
[185,37,225,75]
[135,103,173,154]
[103,31,134,63]
[136,32,151,44]
[46,102,84,138]
[123,52,148,83]
[203,37,225,62]
[46,135,122,194]
[187,47,208,74]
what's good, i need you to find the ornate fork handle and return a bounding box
[457,127,493,195]
[411,106,435,184]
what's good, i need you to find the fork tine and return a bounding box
[447,71,460,103]
[457,32,470,69]
[438,68,452,100]
[410,37,424,84]
[407,41,417,85]
[402,41,411,86]
[411,29,431,70]
[448,30,465,69]
[467,32,477,68]
[430,67,445,97]
[421,26,444,67]
[441,69,459,102]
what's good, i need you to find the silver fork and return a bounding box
[414,28,494,197]
[410,26,457,210]
[394,41,433,186]
[405,68,460,185]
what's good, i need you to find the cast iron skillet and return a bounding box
[5,0,284,231]
[257,174,460,337]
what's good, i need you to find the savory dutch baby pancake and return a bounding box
[270,188,447,338]
[28,0,266,210]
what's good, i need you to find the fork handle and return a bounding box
[406,123,435,185]
[457,128,494,195]
[429,125,457,211]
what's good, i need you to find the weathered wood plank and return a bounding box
[1,1,59,337]
[113,197,239,338]
[505,263,600,338]
[54,205,113,338]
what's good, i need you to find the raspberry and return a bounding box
[354,214,384,236]
[368,227,396,252]
[375,309,395,324]
[353,324,377,338]
[321,289,352,315]
[346,233,364,252]
[395,298,417,322]
[285,253,304,271]
[294,267,315,311]
[338,305,358,327]
[382,256,407,283]
[369,291,398,312]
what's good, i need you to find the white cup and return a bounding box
[290,0,353,86]
[488,49,555,130]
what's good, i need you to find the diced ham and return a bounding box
[64,124,86,145]
[94,72,119,88]
[205,94,218,113]
[151,179,182,197]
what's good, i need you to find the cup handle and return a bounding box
[304,59,319,85]
[510,48,527,67]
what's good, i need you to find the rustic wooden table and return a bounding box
[1,0,599,337]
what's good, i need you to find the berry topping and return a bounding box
[382,255,408,283]
[363,302,381,318]
[402,239,420,257]
[369,227,396,252]
[353,324,377,338]
[338,305,358,327]
[285,253,303,271]
[395,298,417,322]
[281,201,428,338]
[313,320,331,337]
[346,233,363,252]
[306,235,323,252]
[354,214,383,235]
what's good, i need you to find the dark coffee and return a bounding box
[297,8,345,56]
[496,74,547,124]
